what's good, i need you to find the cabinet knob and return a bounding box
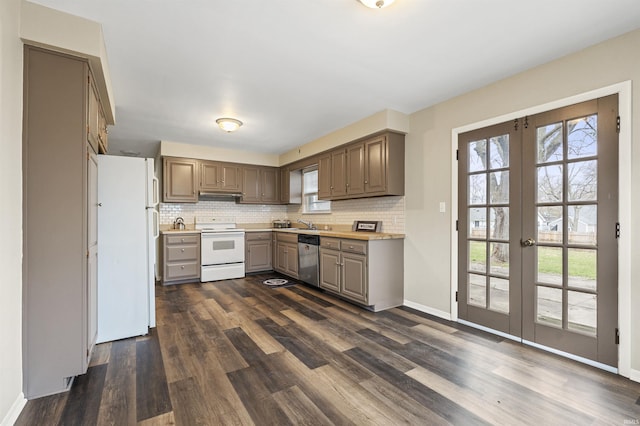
[349,245,354,249]
[181,238,185,243]
[181,266,185,269]
[181,248,185,252]
[364,180,368,184]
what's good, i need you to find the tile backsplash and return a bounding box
[159,196,405,233]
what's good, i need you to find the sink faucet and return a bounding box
[297,219,316,230]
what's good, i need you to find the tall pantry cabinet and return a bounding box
[22,46,104,398]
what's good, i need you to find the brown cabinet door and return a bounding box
[275,241,288,273]
[364,136,387,194]
[280,167,290,203]
[87,76,100,153]
[261,167,279,203]
[341,252,367,303]
[97,105,108,154]
[163,157,198,202]
[320,249,341,292]
[200,161,221,191]
[347,143,365,195]
[220,164,241,191]
[331,149,347,197]
[246,240,272,273]
[317,154,332,199]
[241,166,260,202]
[285,242,298,277]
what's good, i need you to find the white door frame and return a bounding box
[450,81,632,378]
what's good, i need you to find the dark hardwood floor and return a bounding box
[16,273,640,425]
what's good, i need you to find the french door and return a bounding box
[458,95,619,367]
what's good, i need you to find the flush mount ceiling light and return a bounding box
[358,0,395,8]
[216,117,243,133]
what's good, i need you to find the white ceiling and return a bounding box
[31,0,640,158]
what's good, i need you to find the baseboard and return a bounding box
[1,392,26,426]
[403,300,451,321]
[629,368,640,383]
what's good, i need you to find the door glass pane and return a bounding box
[468,139,487,172]
[537,286,562,329]
[568,248,597,291]
[469,174,486,204]
[489,171,509,203]
[537,122,563,164]
[537,165,563,202]
[468,241,486,273]
[468,274,486,308]
[568,291,596,335]
[537,206,562,244]
[568,205,597,245]
[537,246,562,285]
[567,114,597,160]
[489,207,509,240]
[490,277,509,313]
[489,242,509,276]
[568,160,597,202]
[489,135,509,169]
[469,208,486,238]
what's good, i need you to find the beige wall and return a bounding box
[279,109,410,166]
[404,29,640,376]
[0,0,25,423]
[160,140,280,166]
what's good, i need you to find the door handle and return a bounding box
[521,238,536,247]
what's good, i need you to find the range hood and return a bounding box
[198,191,242,201]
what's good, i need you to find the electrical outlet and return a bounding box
[439,202,446,213]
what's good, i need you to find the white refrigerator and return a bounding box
[97,155,159,343]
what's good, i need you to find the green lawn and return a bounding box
[469,242,596,279]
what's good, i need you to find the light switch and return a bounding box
[439,202,446,213]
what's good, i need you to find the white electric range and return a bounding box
[195,217,245,282]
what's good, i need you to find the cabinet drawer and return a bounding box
[320,237,341,250]
[246,231,272,241]
[166,234,199,245]
[166,245,198,262]
[340,239,367,255]
[276,232,298,244]
[165,262,199,280]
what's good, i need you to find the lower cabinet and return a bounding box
[162,232,201,284]
[245,231,273,273]
[274,232,299,278]
[319,237,403,311]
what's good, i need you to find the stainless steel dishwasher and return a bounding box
[298,234,320,287]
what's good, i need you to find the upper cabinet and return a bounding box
[200,160,242,193]
[160,131,404,204]
[87,75,108,154]
[319,132,405,200]
[239,166,280,204]
[163,157,198,203]
[318,149,347,199]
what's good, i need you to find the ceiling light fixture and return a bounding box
[216,117,243,132]
[358,0,395,8]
